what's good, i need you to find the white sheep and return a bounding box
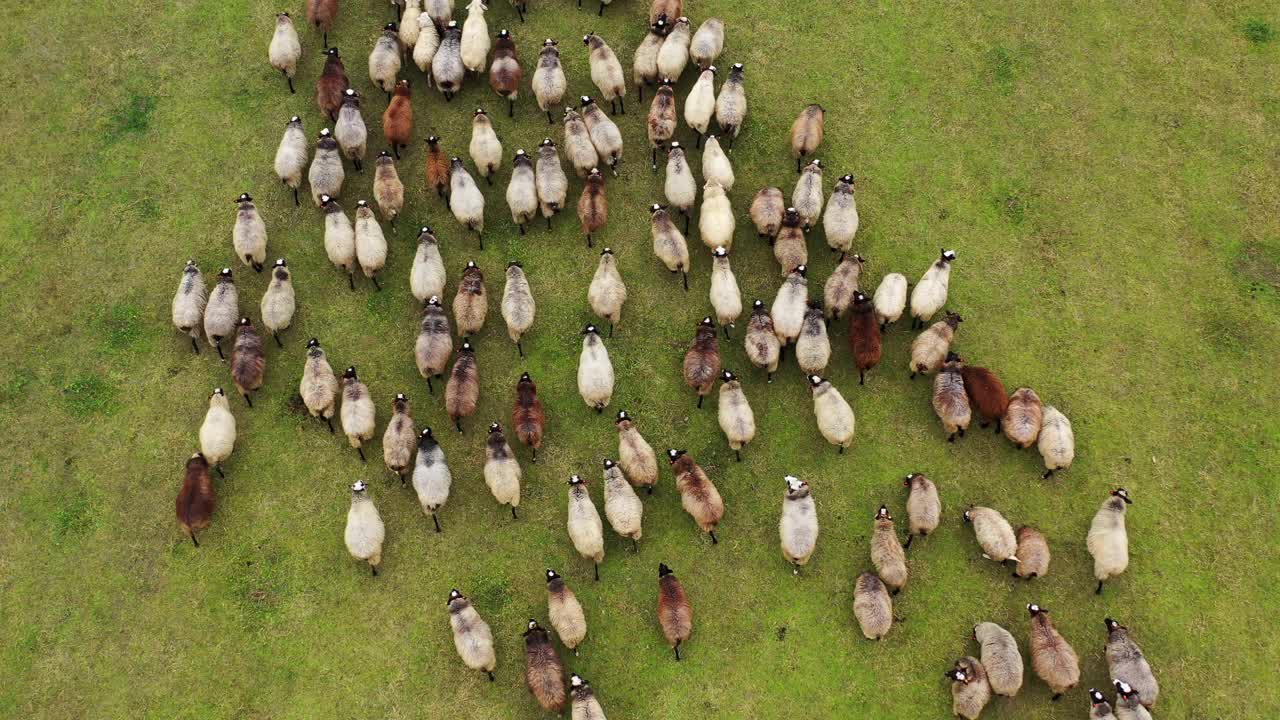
[910,249,957,328]
[259,259,296,347]
[709,247,742,335]
[171,261,206,353]
[577,325,614,412]
[822,174,859,256]
[198,388,236,477]
[601,459,642,549]
[1087,489,1132,594]
[320,196,357,289]
[701,135,734,190]
[779,476,818,571]
[353,201,387,289]
[588,248,627,335]
[808,375,855,452]
[872,272,908,330]
[232,193,267,273]
[506,150,537,233]
[717,371,755,460]
[1038,406,1075,479]
[771,265,808,347]
[447,589,497,679]
[344,481,386,575]
[460,0,490,75]
[340,367,376,462]
[448,158,486,245]
[411,427,452,532]
[299,339,339,432]
[698,179,735,250]
[268,13,302,93]
[566,475,606,580]
[683,66,717,145]
[410,227,446,302]
[273,116,307,206]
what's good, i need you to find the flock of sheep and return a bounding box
[165,1,1160,717]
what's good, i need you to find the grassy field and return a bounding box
[1,0,1278,717]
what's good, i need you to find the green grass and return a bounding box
[1,0,1278,718]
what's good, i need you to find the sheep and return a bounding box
[933,353,972,441]
[353,201,387,290]
[683,317,722,408]
[650,203,690,290]
[340,366,376,461]
[973,621,1024,697]
[306,0,338,47]
[176,453,215,546]
[648,0,682,26]
[523,620,567,713]
[769,207,809,276]
[715,63,747,145]
[316,47,348,121]
[1105,619,1158,708]
[260,258,295,346]
[309,128,345,205]
[484,422,522,518]
[373,152,404,224]
[545,569,588,653]
[1089,689,1118,720]
[684,66,717,147]
[319,196,357,290]
[385,84,415,159]
[910,248,957,328]
[847,292,881,385]
[744,300,781,381]
[506,149,537,233]
[1038,406,1075,479]
[501,261,535,356]
[449,158,486,246]
[664,143,697,232]
[454,260,487,336]
[432,21,464,100]
[273,116,307,205]
[1026,604,1080,701]
[796,301,831,375]
[382,393,416,483]
[412,13,440,74]
[1014,525,1051,579]
[532,39,567,124]
[901,473,941,549]
[602,458,643,549]
[409,227,445,302]
[569,675,606,718]
[772,265,809,349]
[750,187,785,242]
[411,428,451,531]
[489,29,522,116]
[1003,387,1043,448]
[416,297,453,393]
[699,179,735,250]
[647,79,677,170]
[1087,488,1132,594]
[203,268,238,359]
[657,563,693,659]
[909,311,963,378]
[469,108,502,184]
[790,103,825,172]
[779,476,818,572]
[709,247,742,336]
[426,135,451,198]
[389,0,406,21]
[198,388,236,478]
[562,108,599,178]
[577,168,608,247]
[823,174,859,256]
[588,248,627,335]
[583,33,625,114]
[400,1,422,52]
[669,449,724,542]
[873,272,908,330]
[633,22,665,101]
[300,338,339,432]
[369,23,403,96]
[945,657,992,720]
[344,481,386,575]
[689,17,724,69]
[566,474,606,580]
[1113,680,1153,720]
[962,505,1018,564]
[460,0,490,76]
[171,260,206,353]
[870,506,908,594]
[425,0,452,30]
[615,411,658,494]
[702,135,734,190]
[959,364,1008,431]
[577,325,614,412]
[513,372,545,461]
[334,90,368,171]
[447,589,497,680]
[852,572,892,640]
[230,318,266,407]
[657,16,691,82]
[792,159,824,231]
[232,193,267,273]
[581,96,624,176]
[535,138,568,226]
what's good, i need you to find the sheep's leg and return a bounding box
[593,563,600,581]
[516,340,524,358]
[1042,468,1054,480]
[618,96,625,114]
[432,512,442,532]
[455,418,463,433]
[293,187,300,206]
[371,275,382,291]
[190,336,200,354]
[546,109,553,124]
[722,324,730,340]
[392,144,400,160]
[511,506,519,520]
[356,446,367,463]
[215,465,225,479]
[531,447,537,463]
[682,271,689,291]
[487,671,496,682]
[191,533,200,547]
[371,564,378,576]
[243,392,253,408]
[859,370,865,385]
[709,530,718,544]
[674,642,681,661]
[508,97,514,118]
[696,394,703,409]
[347,272,355,290]
[735,449,741,462]
[285,72,295,94]
[325,417,334,433]
[586,233,593,248]
[1095,580,1104,595]
[683,211,690,234]
[651,146,657,171]
[598,0,604,15]
[476,230,484,250]
[273,331,283,348]
[904,534,914,550]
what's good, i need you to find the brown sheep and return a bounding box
[683,317,721,408]
[445,340,479,432]
[307,0,339,47]
[425,134,451,199]
[316,47,349,122]
[852,571,892,640]
[847,291,881,385]
[902,472,941,549]
[1004,387,1043,448]
[1014,525,1051,579]
[657,562,693,660]
[751,186,785,241]
[522,620,567,713]
[230,317,265,407]
[790,104,825,172]
[577,168,608,248]
[512,372,545,462]
[175,453,215,546]
[383,79,414,158]
[960,365,1009,431]
[489,29,522,117]
[1027,604,1080,701]
[668,449,724,543]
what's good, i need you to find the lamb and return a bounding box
[1038,406,1075,479]
[454,261,487,336]
[305,0,338,46]
[715,371,755,460]
[489,29,522,117]
[657,16,691,82]
[203,268,238,359]
[368,23,403,96]
[432,21,464,100]
[299,338,339,431]
[699,179,735,250]
[650,203,689,290]
[1105,618,1158,708]
[602,459,643,549]
[581,96,624,175]
[848,292,881,385]
[506,149,537,233]
[535,138,568,226]
[523,620,567,713]
[232,193,267,273]
[824,254,865,321]
[959,364,1008,431]
[962,505,1018,564]
[373,152,404,224]
[714,63,747,145]
[501,261,535,356]
[562,107,599,178]
[773,208,807,276]
[400,1,422,53]
[171,260,206,353]
[852,572,892,640]
[933,353,972,441]
[447,589,497,680]
[870,506,908,594]
[577,325,614,412]
[1003,387,1043,448]
[460,0,490,76]
[532,39,566,124]
[709,247,742,336]
[1026,604,1080,701]
[344,481,386,575]
[469,108,503,184]
[796,301,831,375]
[1089,690,1118,720]
[577,168,608,247]
[1114,681,1154,720]
[484,423,522,518]
[566,474,606,580]
[668,449,724,542]
[334,90,368,171]
[772,265,809,348]
[588,248,627,335]
[1087,488,1132,594]
[569,675,606,718]
[426,135,451,198]
[657,563,693,659]
[410,227,445,302]
[873,272,909,330]
[259,258,295,346]
[449,158,486,246]
[416,297,453,393]
[779,476,818,572]
[320,197,355,288]
[973,621,1024,697]
[273,116,307,205]
[512,371,546,462]
[382,393,416,482]
[633,22,665,102]
[175,453,215,546]
[792,159,824,231]
[316,47,349,121]
[909,312,963,378]
[647,79,677,170]
[684,66,717,147]
[309,128,345,205]
[353,200,387,290]
[683,317,722,408]
[545,569,588,654]
[583,33,625,114]
[902,473,941,548]
[615,411,658,494]
[750,186,785,241]
[823,174,859,256]
[945,657,992,720]
[744,300,781,381]
[412,13,440,74]
[1014,525,1051,579]
[411,427,452,531]
[910,249,957,328]
[230,318,266,407]
[339,366,376,461]
[689,17,724,69]
[790,104,825,172]
[199,388,236,478]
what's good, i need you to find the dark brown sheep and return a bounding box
[383,79,414,158]
[960,365,1010,431]
[683,317,721,408]
[513,372,545,462]
[316,47,349,122]
[175,453,215,546]
[523,620,567,712]
[307,0,339,46]
[489,29,523,117]
[847,291,881,385]
[577,168,607,248]
[230,317,265,407]
[445,340,479,432]
[657,563,692,660]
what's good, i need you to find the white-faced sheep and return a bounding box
[501,261,535,356]
[945,656,993,720]
[320,196,357,289]
[1113,680,1153,720]
[415,297,453,393]
[412,427,451,532]
[562,107,599,178]
[340,367,376,461]
[583,32,625,114]
[823,174,859,256]
[299,338,339,432]
[259,258,295,347]
[589,248,627,336]
[566,474,606,580]
[581,97,624,177]
[796,301,831,375]
[668,449,724,543]
[792,159,824,231]
[870,506,907,594]
[1026,604,1080,701]
[368,22,403,97]
[684,66,717,147]
[1105,618,1159,709]
[902,472,941,548]
[578,325,614,412]
[433,22,464,100]
[647,79,677,169]
[715,63,747,145]
[602,459,643,549]
[309,128,345,205]
[273,116,307,205]
[203,268,238,360]
[962,505,1019,564]
[532,40,567,124]
[615,411,658,494]
[545,569,588,654]
[353,201,387,290]
[484,422,522,518]
[744,301,781,381]
[717,371,755,460]
[333,91,367,171]
[780,476,818,572]
[535,138,568,227]
[373,152,404,225]
[344,481,386,575]
[808,374,855,453]
[382,393,416,483]
[650,203,690,290]
[171,260,206,353]
[445,340,479,431]
[454,260,487,336]
[657,16,691,82]
[933,353,972,441]
[709,247,742,336]
[447,589,497,680]
[199,388,236,478]
[268,13,302,93]
[410,227,446,302]
[909,312,963,378]
[910,249,957,328]
[1087,488,1132,594]
[232,193,267,273]
[823,253,865,322]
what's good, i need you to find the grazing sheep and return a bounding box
[689,17,724,69]
[489,29,522,116]
[744,300,781,381]
[310,128,345,205]
[779,476,818,571]
[353,200,387,289]
[933,353,972,441]
[588,248,627,335]
[1105,618,1159,708]
[382,393,416,482]
[790,104,825,172]
[334,90,368,171]
[602,459,643,548]
[793,159,824,231]
[1038,406,1075,479]
[848,292,881,385]
[683,317,722,408]
[532,39,566,124]
[909,312,963,378]
[416,297,453,393]
[959,365,1008,431]
[873,272,909,330]
[344,481,386,575]
[668,449,724,542]
[796,301,831,375]
[426,135,451,198]
[578,325,614,412]
[1113,680,1153,720]
[469,108,502,184]
[460,0,490,76]
[1003,387,1043,448]
[176,453,215,546]
[715,63,747,144]
[513,372,545,461]
[232,193,267,273]
[320,197,356,288]
[910,249,957,328]
[823,174,859,256]
[484,423,522,518]
[273,116,307,205]
[684,66,717,146]
[411,427,452,531]
[306,0,338,45]
[1087,488,1132,594]
[650,203,690,290]
[546,569,588,653]
[268,13,301,93]
[432,21,464,100]
[369,23,403,96]
[569,675,606,718]
[501,261,535,356]
[340,366,376,461]
[772,265,809,348]
[824,254,864,321]
[566,475,606,580]
[902,473,941,548]
[300,339,339,431]
[973,621,1024,697]
[699,179,735,250]
[410,227,445,302]
[260,258,295,346]
[852,572,892,640]
[203,268,238,359]
[870,506,907,594]
[1014,526,1051,579]
[657,563,693,659]
[171,260,206,353]
[316,47,349,121]
[230,318,266,407]
[413,13,440,73]
[648,0,682,26]
[425,0,452,29]
[945,657,993,720]
[563,107,599,178]
[447,589,497,680]
[506,149,537,233]
[578,168,608,247]
[709,247,742,335]
[453,261,487,336]
[581,96,624,175]
[615,411,658,494]
[962,505,1018,563]
[535,138,568,226]
[772,207,807,276]
[644,78,677,171]
[199,388,236,478]
[583,33,625,114]
[750,186,785,241]
[400,1,422,51]
[1089,689,1118,720]
[373,152,404,224]
[657,16,691,82]
[633,22,665,101]
[523,620,567,713]
[716,371,755,460]
[1026,604,1080,701]
[449,158,486,245]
